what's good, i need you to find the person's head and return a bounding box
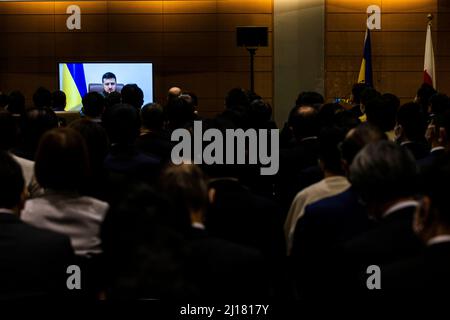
[141,103,164,131]
[121,84,144,110]
[33,87,52,109]
[318,103,345,128]
[159,164,209,234]
[0,151,25,212]
[181,91,198,108]
[102,103,141,145]
[289,105,319,141]
[164,97,195,131]
[429,93,450,116]
[415,156,450,242]
[365,96,392,132]
[318,127,347,176]
[51,90,66,111]
[359,88,381,114]
[105,91,122,109]
[19,107,59,159]
[225,87,250,110]
[7,91,26,114]
[0,110,18,151]
[415,83,437,113]
[101,182,188,299]
[339,123,386,174]
[68,119,109,172]
[167,86,182,101]
[295,91,324,108]
[35,128,90,192]
[351,83,369,105]
[395,102,428,142]
[82,92,105,119]
[102,72,117,94]
[247,98,272,129]
[350,141,418,219]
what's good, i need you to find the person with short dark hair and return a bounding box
[82,91,105,122]
[383,156,450,293]
[33,87,52,109]
[349,83,369,118]
[51,90,66,112]
[339,141,423,293]
[164,96,195,131]
[0,151,74,298]
[284,127,350,254]
[415,83,437,114]
[21,128,109,257]
[102,103,160,187]
[12,107,59,161]
[102,72,117,97]
[121,84,144,110]
[395,102,429,160]
[136,103,173,163]
[295,91,324,108]
[159,164,269,299]
[7,91,26,114]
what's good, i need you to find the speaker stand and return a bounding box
[247,47,257,93]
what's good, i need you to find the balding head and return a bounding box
[289,105,319,141]
[168,87,182,100]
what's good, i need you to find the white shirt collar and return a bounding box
[427,235,450,246]
[383,200,419,218]
[0,208,15,215]
[192,222,205,230]
[400,141,413,146]
[431,146,445,153]
[301,136,318,142]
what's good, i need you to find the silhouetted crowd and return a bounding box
[1,82,450,300]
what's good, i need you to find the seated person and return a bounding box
[21,128,109,257]
[0,151,74,298]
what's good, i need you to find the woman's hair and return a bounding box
[35,128,90,191]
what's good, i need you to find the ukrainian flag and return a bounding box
[62,63,87,111]
[358,29,373,88]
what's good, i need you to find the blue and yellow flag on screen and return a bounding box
[61,63,87,111]
[358,29,373,88]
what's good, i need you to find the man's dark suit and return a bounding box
[0,212,74,299]
[185,227,270,300]
[135,130,174,164]
[277,138,320,214]
[336,205,424,296]
[290,188,372,299]
[382,240,450,294]
[401,141,430,160]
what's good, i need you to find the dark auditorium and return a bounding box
[1,0,450,309]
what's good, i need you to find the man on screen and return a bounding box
[102,72,117,97]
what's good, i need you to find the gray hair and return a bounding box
[349,141,418,204]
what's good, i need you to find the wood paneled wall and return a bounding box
[0,0,273,117]
[325,0,449,102]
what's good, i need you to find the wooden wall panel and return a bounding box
[324,0,450,101]
[0,0,273,117]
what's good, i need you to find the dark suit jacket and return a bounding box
[135,130,174,164]
[277,138,320,213]
[336,206,424,295]
[185,227,270,300]
[0,212,74,299]
[382,241,450,295]
[417,147,445,169]
[292,187,372,258]
[290,188,372,299]
[401,141,430,160]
